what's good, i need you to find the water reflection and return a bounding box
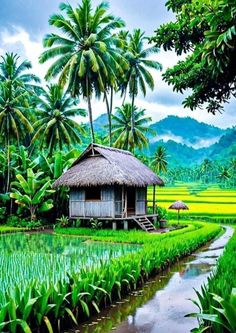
[75,227,233,333]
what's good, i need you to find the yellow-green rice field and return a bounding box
[148,183,236,221]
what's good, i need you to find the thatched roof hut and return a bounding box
[53,144,164,225]
[53,143,164,188]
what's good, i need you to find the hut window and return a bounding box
[85,187,101,201]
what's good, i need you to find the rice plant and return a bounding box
[0,223,221,332]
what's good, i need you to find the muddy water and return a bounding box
[75,227,233,333]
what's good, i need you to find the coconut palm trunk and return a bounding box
[131,90,135,137]
[6,134,10,193]
[104,92,112,146]
[86,77,95,144]
[87,95,95,144]
[104,87,114,146]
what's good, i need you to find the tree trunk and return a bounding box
[104,92,112,147]
[86,77,95,143]
[87,95,95,143]
[122,88,127,106]
[109,87,114,145]
[6,133,10,193]
[131,91,135,129]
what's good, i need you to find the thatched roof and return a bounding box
[169,201,189,210]
[53,143,164,188]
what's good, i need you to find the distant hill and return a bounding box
[146,128,236,167]
[93,114,226,149]
[145,140,208,167]
[91,113,235,167]
[209,128,236,161]
[93,113,108,135]
[149,115,225,149]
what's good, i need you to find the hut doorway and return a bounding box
[127,187,136,216]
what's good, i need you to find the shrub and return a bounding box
[0,207,6,223]
[56,215,70,228]
[90,219,103,230]
[6,215,42,228]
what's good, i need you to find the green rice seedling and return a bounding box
[0,222,221,332]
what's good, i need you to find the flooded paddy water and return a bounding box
[0,233,139,306]
[75,226,233,333]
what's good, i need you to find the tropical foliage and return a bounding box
[0,0,162,222]
[10,169,54,220]
[39,0,128,143]
[31,84,86,155]
[151,0,236,114]
[120,29,162,132]
[112,103,153,151]
[151,146,168,174]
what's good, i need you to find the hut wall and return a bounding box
[70,189,85,217]
[70,187,115,218]
[114,187,122,216]
[135,187,147,215]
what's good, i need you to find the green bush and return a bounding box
[0,207,6,223]
[56,215,70,228]
[6,215,42,228]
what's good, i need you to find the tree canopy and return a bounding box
[151,0,236,114]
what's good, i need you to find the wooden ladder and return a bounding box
[133,216,156,232]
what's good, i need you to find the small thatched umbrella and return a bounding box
[169,200,189,224]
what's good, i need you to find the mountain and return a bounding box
[209,128,236,161]
[91,113,234,167]
[149,116,226,149]
[147,140,209,167]
[93,113,108,135]
[147,128,236,167]
[93,114,226,149]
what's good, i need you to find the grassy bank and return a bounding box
[55,221,200,244]
[193,227,236,332]
[0,226,27,234]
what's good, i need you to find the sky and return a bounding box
[0,0,235,129]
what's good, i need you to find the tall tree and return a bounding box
[39,0,127,143]
[217,166,230,188]
[0,53,39,192]
[151,146,168,174]
[31,84,86,155]
[121,29,162,133]
[151,0,236,114]
[0,52,40,90]
[111,103,153,152]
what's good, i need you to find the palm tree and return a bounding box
[200,159,213,183]
[229,158,236,188]
[0,81,34,192]
[31,84,86,155]
[111,103,153,152]
[0,53,40,192]
[121,29,162,132]
[151,146,168,174]
[0,52,40,89]
[217,166,230,188]
[39,0,127,143]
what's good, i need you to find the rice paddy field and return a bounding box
[148,182,236,221]
[0,233,139,306]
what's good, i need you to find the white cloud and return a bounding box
[1,26,48,81]
[0,26,235,130]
